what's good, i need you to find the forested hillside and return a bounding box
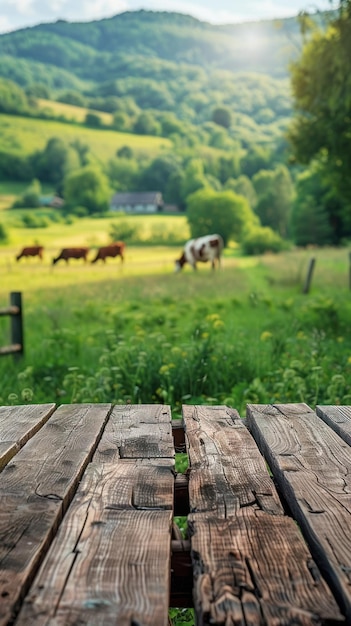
[0,10,311,127]
[1,7,349,251]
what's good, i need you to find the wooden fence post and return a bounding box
[10,292,24,357]
[0,292,23,357]
[302,257,316,294]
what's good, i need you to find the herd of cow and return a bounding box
[15,233,224,271]
[15,242,126,265]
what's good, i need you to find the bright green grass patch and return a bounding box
[0,113,171,160]
[37,98,114,125]
[0,212,190,265]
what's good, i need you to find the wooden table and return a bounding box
[1,402,351,625]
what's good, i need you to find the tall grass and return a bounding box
[1,246,351,415]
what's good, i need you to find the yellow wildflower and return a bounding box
[260,331,272,341]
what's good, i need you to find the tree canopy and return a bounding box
[288,1,351,241]
[186,188,257,246]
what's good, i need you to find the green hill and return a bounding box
[0,10,322,127]
[0,112,171,161]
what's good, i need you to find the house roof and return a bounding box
[111,191,163,205]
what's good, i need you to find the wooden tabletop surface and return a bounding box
[0,402,350,625]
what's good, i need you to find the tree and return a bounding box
[241,146,271,178]
[212,107,232,128]
[253,166,294,237]
[12,179,41,209]
[139,154,182,199]
[225,175,257,209]
[63,166,111,215]
[58,90,86,107]
[106,157,139,192]
[290,165,336,246]
[0,78,29,114]
[288,2,351,239]
[31,137,80,186]
[85,112,103,127]
[0,222,8,243]
[186,188,257,246]
[117,145,134,159]
[133,112,160,135]
[180,159,208,201]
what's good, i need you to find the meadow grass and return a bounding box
[37,98,114,125]
[1,238,350,415]
[0,113,171,160]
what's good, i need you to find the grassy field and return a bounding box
[0,218,350,414]
[37,98,114,125]
[0,112,171,161]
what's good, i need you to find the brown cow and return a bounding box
[52,247,89,265]
[16,245,44,261]
[91,241,125,264]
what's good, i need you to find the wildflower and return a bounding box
[206,313,220,322]
[171,346,182,355]
[213,320,224,329]
[260,331,272,341]
[21,388,34,402]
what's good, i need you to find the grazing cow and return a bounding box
[91,241,125,264]
[16,245,44,261]
[52,247,89,265]
[175,234,224,271]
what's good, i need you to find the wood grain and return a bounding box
[0,403,56,471]
[16,405,174,626]
[0,403,112,626]
[316,405,351,447]
[184,404,343,625]
[247,402,351,621]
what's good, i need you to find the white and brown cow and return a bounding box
[175,234,224,271]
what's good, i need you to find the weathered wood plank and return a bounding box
[184,405,344,625]
[189,510,342,625]
[316,405,351,447]
[111,404,174,458]
[0,403,112,626]
[247,402,351,621]
[15,405,174,626]
[0,403,56,471]
[183,404,283,516]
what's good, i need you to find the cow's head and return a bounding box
[175,253,186,272]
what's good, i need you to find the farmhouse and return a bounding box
[110,191,164,214]
[40,195,64,208]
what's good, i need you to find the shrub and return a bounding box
[0,223,8,243]
[21,213,48,229]
[109,220,140,243]
[242,226,286,255]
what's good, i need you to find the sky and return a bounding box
[0,0,334,34]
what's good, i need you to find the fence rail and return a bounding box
[0,292,23,357]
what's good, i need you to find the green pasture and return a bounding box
[0,112,171,160]
[0,212,191,263]
[0,230,351,418]
[37,98,114,125]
